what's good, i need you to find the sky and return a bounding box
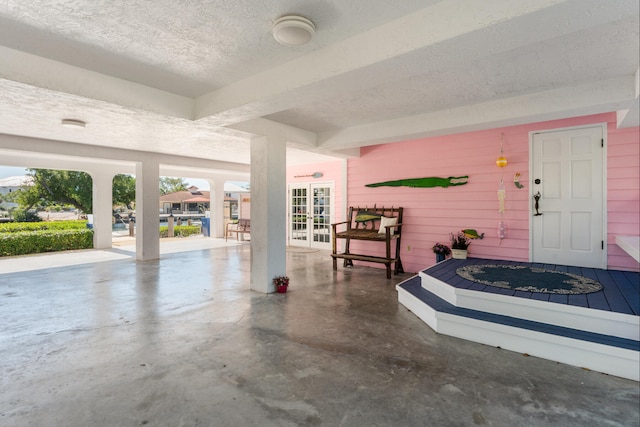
[0,166,235,191]
[0,166,28,180]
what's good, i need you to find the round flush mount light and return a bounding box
[273,15,315,46]
[61,119,86,128]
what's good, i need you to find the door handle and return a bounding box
[533,192,543,216]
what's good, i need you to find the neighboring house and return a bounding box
[0,175,33,208]
[159,184,250,220]
[159,186,210,214]
[224,181,251,220]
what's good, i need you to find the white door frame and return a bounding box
[528,123,607,268]
[288,181,335,249]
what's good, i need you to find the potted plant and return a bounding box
[432,242,451,263]
[450,231,471,259]
[273,275,290,293]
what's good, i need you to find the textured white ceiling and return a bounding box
[0,0,433,96]
[0,0,638,168]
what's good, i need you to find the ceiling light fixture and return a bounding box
[273,15,315,46]
[61,119,86,128]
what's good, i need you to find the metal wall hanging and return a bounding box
[496,133,507,242]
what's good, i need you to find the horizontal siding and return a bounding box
[292,113,638,274]
[607,122,640,272]
[345,113,639,274]
[347,126,531,273]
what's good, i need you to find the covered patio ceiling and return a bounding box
[0,0,638,169]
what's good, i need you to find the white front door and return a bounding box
[531,126,606,268]
[288,183,334,249]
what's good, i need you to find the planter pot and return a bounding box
[451,249,468,259]
[276,285,288,293]
[435,253,446,263]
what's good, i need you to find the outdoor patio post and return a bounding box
[250,135,286,293]
[90,168,117,249]
[210,178,225,238]
[135,159,160,261]
[168,213,174,238]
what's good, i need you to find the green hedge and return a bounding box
[0,220,88,233]
[159,225,201,238]
[0,228,94,257]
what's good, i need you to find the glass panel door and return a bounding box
[289,183,334,249]
[311,184,332,247]
[290,186,308,244]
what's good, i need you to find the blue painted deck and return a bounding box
[422,258,640,316]
[398,276,640,351]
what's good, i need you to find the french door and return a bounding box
[531,126,606,268]
[288,183,334,249]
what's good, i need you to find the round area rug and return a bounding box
[456,264,603,294]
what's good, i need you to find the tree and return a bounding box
[15,169,93,213]
[160,177,188,195]
[13,170,137,214]
[112,174,136,209]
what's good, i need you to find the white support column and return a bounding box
[209,178,226,238]
[250,135,286,293]
[90,167,116,249]
[135,160,160,261]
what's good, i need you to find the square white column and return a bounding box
[209,178,226,238]
[135,160,160,261]
[250,136,286,293]
[91,169,116,249]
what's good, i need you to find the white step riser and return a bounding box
[420,271,639,341]
[397,286,640,382]
[397,286,439,331]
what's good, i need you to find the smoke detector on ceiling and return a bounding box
[272,15,315,46]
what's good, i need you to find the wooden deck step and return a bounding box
[419,268,639,341]
[397,275,640,381]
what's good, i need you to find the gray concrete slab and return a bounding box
[0,244,638,426]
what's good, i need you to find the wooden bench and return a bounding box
[226,219,250,241]
[331,206,404,279]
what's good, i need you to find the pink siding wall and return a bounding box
[607,125,640,271]
[342,113,639,273]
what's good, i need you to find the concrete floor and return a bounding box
[1,240,638,427]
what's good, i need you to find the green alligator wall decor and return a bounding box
[366,176,469,188]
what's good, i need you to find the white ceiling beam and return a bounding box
[194,0,571,124]
[228,117,357,161]
[0,46,193,119]
[228,117,317,147]
[0,148,136,174]
[0,134,250,175]
[158,164,249,182]
[317,77,636,149]
[0,147,249,183]
[617,67,640,128]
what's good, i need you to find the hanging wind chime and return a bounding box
[496,133,507,242]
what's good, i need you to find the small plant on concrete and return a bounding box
[273,276,289,293]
